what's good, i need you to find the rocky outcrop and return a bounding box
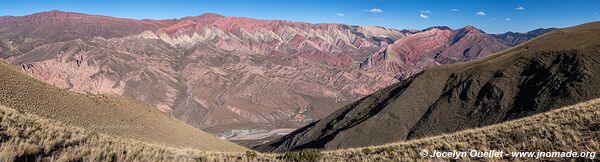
[359,26,517,79]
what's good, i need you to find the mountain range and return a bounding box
[0,10,553,141]
[255,22,600,152]
[0,9,599,161]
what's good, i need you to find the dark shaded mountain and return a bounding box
[255,22,600,152]
[492,28,556,46]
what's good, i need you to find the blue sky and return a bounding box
[1,0,599,33]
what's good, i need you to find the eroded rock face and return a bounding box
[3,11,402,135]
[492,28,556,46]
[360,26,515,79]
[12,36,398,133]
[0,11,550,138]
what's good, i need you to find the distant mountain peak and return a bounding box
[197,12,225,18]
[492,28,556,45]
[422,26,452,31]
[461,25,481,31]
[30,10,84,16]
[526,28,557,34]
[180,12,225,24]
[24,9,127,22]
[456,25,485,35]
[463,25,476,29]
[47,10,64,13]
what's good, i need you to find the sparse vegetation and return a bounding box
[3,96,596,161]
[245,150,258,159]
[361,148,372,155]
[0,105,276,161]
[376,147,396,155]
[320,98,600,161]
[0,60,246,152]
[256,22,600,153]
[282,149,322,161]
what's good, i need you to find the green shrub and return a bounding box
[284,152,300,161]
[283,149,322,161]
[245,150,257,159]
[193,156,205,162]
[374,147,396,155]
[361,148,373,155]
[383,147,396,155]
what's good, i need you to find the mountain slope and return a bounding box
[322,97,600,161]
[255,22,600,152]
[358,26,538,79]
[0,60,247,152]
[0,104,274,161]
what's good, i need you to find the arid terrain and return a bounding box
[0,60,246,152]
[0,6,597,161]
[256,22,600,152]
[321,97,600,161]
[0,11,550,141]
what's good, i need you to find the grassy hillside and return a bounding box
[0,104,272,161]
[0,97,597,161]
[321,98,600,161]
[0,60,246,152]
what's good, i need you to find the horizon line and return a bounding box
[1,9,558,34]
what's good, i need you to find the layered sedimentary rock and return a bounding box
[0,10,551,139]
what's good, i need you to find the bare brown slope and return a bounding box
[0,60,246,152]
[255,21,600,152]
